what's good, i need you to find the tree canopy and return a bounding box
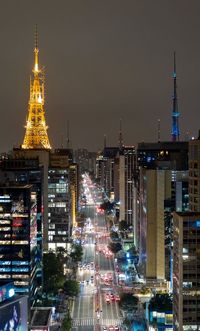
[43,251,65,293]
[61,313,72,331]
[119,293,139,309]
[70,244,83,262]
[119,220,129,231]
[63,279,79,297]
[108,242,122,254]
[149,293,172,312]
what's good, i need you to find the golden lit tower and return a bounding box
[22,28,51,149]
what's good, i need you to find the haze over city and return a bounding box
[0,0,200,151]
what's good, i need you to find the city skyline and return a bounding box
[1,1,200,152]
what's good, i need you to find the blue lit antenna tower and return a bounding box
[171,52,180,141]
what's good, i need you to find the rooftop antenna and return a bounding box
[61,134,64,148]
[35,24,38,50]
[66,120,70,148]
[171,51,180,141]
[157,119,161,142]
[104,134,107,149]
[119,118,124,149]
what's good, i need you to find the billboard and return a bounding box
[0,296,28,331]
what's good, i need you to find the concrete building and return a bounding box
[118,146,136,226]
[139,169,166,280]
[173,212,200,330]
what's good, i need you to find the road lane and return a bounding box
[72,181,123,331]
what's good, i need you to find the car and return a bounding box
[114,326,120,331]
[105,294,110,303]
[115,294,120,301]
[108,327,114,331]
[109,293,115,301]
[102,327,107,331]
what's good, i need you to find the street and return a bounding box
[72,179,123,331]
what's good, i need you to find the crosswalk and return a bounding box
[72,318,123,327]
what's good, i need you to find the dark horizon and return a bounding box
[0,1,200,152]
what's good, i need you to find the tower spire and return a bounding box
[22,28,51,149]
[118,118,124,150]
[34,24,39,74]
[104,134,107,149]
[171,51,180,142]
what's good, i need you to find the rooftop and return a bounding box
[30,308,52,327]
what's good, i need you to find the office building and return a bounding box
[118,146,136,226]
[48,150,71,250]
[0,185,40,305]
[173,212,200,330]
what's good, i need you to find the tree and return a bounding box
[119,220,129,231]
[108,242,122,254]
[63,279,79,297]
[100,201,114,212]
[127,245,137,255]
[110,231,119,240]
[149,293,172,311]
[61,313,72,331]
[119,293,139,309]
[43,252,65,293]
[70,244,83,262]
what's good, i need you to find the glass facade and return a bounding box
[48,168,71,250]
[0,186,39,305]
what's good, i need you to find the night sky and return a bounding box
[0,0,200,152]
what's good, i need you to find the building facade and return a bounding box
[189,134,200,212]
[0,185,40,305]
[173,212,200,330]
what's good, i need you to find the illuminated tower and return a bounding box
[171,52,180,142]
[22,29,51,149]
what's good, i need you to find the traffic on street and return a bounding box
[71,174,123,331]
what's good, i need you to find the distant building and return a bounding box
[74,149,96,176]
[173,212,200,330]
[137,141,188,170]
[118,146,136,226]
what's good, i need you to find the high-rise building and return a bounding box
[118,146,136,226]
[189,132,200,212]
[0,185,40,305]
[137,141,189,281]
[0,157,43,292]
[48,151,71,250]
[173,212,200,330]
[139,169,166,279]
[137,141,188,170]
